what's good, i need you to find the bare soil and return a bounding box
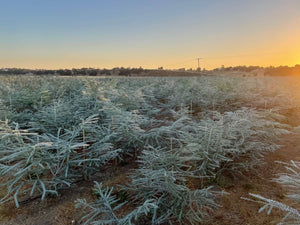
[1,108,300,225]
[0,163,134,225]
[202,107,300,225]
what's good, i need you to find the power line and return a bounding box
[164,51,281,69]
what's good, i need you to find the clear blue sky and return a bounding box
[1,0,300,69]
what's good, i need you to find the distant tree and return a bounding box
[100,69,111,75]
[88,69,98,76]
[119,68,131,76]
[57,69,72,76]
[72,69,79,75]
[131,67,144,74]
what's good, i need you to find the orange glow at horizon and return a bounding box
[2,49,299,70]
[1,1,300,70]
[2,33,299,70]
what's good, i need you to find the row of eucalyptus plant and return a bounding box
[0,75,294,224]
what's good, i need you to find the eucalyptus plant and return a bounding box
[0,74,295,225]
[244,161,300,225]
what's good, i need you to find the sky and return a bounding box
[1,0,300,69]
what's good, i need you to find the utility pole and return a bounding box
[196,58,202,72]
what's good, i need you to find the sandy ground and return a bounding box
[202,108,300,225]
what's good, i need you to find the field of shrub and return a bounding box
[0,75,299,224]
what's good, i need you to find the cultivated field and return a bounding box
[0,75,300,224]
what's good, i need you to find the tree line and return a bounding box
[214,65,300,76]
[1,65,300,76]
[0,67,145,76]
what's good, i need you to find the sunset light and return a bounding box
[1,0,300,70]
[2,1,300,225]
